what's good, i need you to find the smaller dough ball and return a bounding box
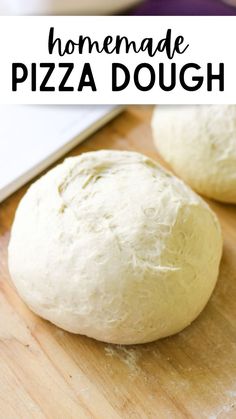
[8,150,222,345]
[152,105,236,204]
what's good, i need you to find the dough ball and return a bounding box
[8,150,222,345]
[152,105,236,204]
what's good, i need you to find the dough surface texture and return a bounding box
[8,150,222,344]
[152,105,236,203]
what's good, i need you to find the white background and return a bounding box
[0,16,235,104]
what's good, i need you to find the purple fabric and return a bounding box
[130,0,236,15]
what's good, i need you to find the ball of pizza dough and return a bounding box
[8,150,222,344]
[152,105,236,204]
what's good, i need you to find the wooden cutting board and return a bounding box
[0,106,236,419]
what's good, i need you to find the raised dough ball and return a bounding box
[152,105,236,204]
[8,150,222,345]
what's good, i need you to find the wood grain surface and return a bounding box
[0,106,236,419]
